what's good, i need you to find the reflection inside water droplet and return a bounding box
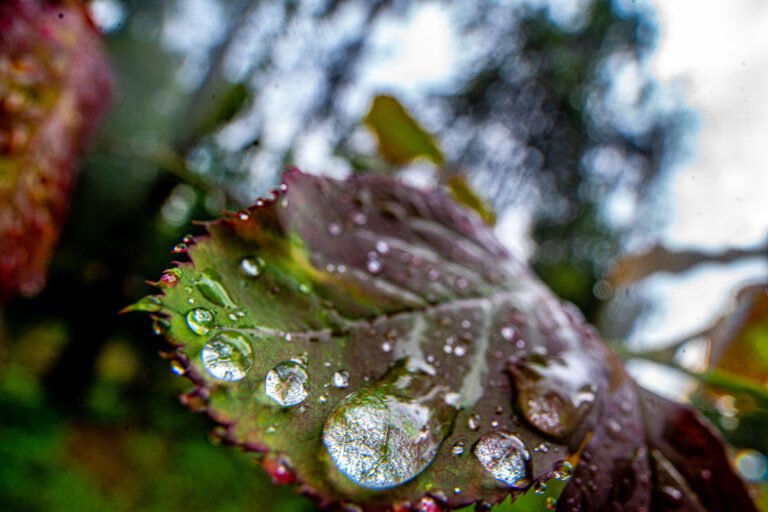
[473,431,531,488]
[265,360,310,407]
[186,308,214,335]
[201,331,254,381]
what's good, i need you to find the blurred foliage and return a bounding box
[2,0,763,510]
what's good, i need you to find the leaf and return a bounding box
[0,0,112,302]
[446,173,496,226]
[136,170,756,511]
[364,95,445,167]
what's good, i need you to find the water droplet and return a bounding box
[186,308,214,335]
[298,283,311,294]
[263,455,296,485]
[152,317,169,335]
[452,442,465,456]
[131,295,162,312]
[381,341,393,353]
[453,487,461,495]
[367,258,383,274]
[195,270,236,309]
[414,496,442,512]
[461,319,471,329]
[201,331,254,381]
[323,368,452,490]
[491,420,500,428]
[169,359,186,375]
[265,361,310,407]
[508,354,596,439]
[659,485,683,505]
[238,211,250,221]
[319,393,329,403]
[534,482,547,495]
[554,460,574,481]
[172,243,187,253]
[473,431,531,488]
[546,497,557,510]
[453,345,467,357]
[427,268,440,281]
[501,326,516,341]
[328,222,342,236]
[534,442,550,453]
[333,370,350,389]
[352,212,367,225]
[160,268,182,287]
[240,256,265,277]
[468,413,481,431]
[376,240,389,254]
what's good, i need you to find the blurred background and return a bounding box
[1,0,766,510]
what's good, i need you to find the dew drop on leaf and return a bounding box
[265,360,310,407]
[201,331,254,381]
[508,355,596,439]
[240,256,265,277]
[195,270,237,308]
[333,370,350,389]
[452,442,465,456]
[186,307,215,335]
[468,413,481,431]
[328,222,342,236]
[367,258,383,274]
[322,368,451,490]
[473,431,531,489]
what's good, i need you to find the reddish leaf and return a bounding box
[136,170,756,511]
[0,0,112,301]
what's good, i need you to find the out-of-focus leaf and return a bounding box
[608,244,765,287]
[446,173,496,226]
[709,283,768,384]
[136,170,756,511]
[0,0,112,302]
[363,94,445,167]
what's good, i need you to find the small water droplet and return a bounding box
[152,317,170,335]
[546,497,557,510]
[240,256,265,277]
[453,345,467,357]
[453,487,461,495]
[501,326,516,341]
[367,258,383,274]
[172,243,187,253]
[265,424,277,434]
[376,240,389,254]
[328,222,342,236]
[263,455,296,485]
[201,331,254,381]
[461,319,471,329]
[491,420,500,428]
[468,413,480,431]
[186,308,214,335]
[554,460,574,481]
[265,361,310,407]
[534,442,550,453]
[534,482,547,495]
[352,212,367,225]
[473,431,531,488]
[319,393,329,403]
[381,341,393,353]
[427,268,440,281]
[298,283,311,294]
[452,442,465,456]
[333,370,350,389]
[238,211,250,221]
[160,268,182,287]
[414,496,442,512]
[169,359,186,375]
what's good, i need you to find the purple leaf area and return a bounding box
[137,169,756,511]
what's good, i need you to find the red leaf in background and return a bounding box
[0,0,112,302]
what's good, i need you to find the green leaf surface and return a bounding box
[364,95,445,167]
[0,0,112,302]
[137,170,756,511]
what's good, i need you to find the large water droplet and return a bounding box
[186,308,214,335]
[507,353,596,439]
[323,367,453,490]
[265,361,310,407]
[240,256,265,277]
[201,331,254,381]
[195,270,237,308]
[473,431,531,488]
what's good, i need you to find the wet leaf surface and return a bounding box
[138,170,756,511]
[0,0,112,302]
